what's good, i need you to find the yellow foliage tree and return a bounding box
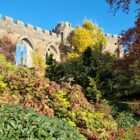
[66,52,80,60]
[32,52,46,77]
[67,20,106,60]
[82,20,94,31]
[82,20,106,49]
[32,52,46,69]
[72,27,93,53]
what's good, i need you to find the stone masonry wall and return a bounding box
[0,16,61,64]
[105,34,123,58]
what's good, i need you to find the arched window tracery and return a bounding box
[16,39,33,67]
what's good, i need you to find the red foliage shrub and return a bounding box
[0,36,15,63]
[24,99,54,117]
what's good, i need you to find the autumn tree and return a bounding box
[67,27,93,59]
[106,0,140,61]
[72,27,93,52]
[106,0,140,98]
[67,20,106,60]
[82,20,106,49]
[106,0,134,13]
[120,15,140,61]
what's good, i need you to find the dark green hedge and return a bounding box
[0,105,85,140]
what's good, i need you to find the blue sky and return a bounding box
[0,0,138,35]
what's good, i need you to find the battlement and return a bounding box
[0,15,60,39]
[0,15,122,41]
[105,33,121,38]
[1,16,121,40]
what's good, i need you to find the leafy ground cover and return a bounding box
[0,105,84,140]
[115,127,140,140]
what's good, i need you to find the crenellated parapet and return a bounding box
[0,16,61,41]
[105,33,121,38]
[104,33,123,58]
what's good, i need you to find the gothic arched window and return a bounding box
[46,45,58,61]
[16,39,33,67]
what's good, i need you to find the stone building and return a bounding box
[0,16,123,67]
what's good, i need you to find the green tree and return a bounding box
[46,54,65,83]
[86,77,102,103]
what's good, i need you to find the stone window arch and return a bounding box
[16,37,34,67]
[46,45,58,61]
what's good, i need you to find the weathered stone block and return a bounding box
[35,26,42,32]
[26,24,34,30]
[4,16,14,24]
[16,20,24,26]
[44,30,49,35]
[51,32,57,37]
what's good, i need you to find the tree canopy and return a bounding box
[106,0,140,61]
[72,27,93,53]
[67,20,106,60]
[106,0,139,13]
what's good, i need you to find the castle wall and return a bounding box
[0,16,61,66]
[0,16,123,66]
[105,34,123,58]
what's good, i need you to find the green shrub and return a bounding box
[46,54,65,83]
[0,55,17,92]
[86,77,102,102]
[116,127,140,140]
[0,55,17,73]
[0,105,85,140]
[115,112,138,129]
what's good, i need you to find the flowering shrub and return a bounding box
[0,64,54,117]
[48,83,117,140]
